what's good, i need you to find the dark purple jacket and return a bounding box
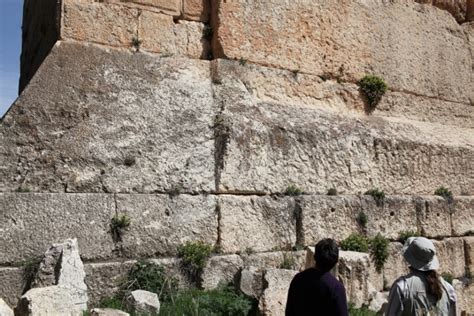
[286,268,348,316]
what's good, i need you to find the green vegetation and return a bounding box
[348,304,377,316]
[110,214,131,242]
[160,286,253,316]
[441,272,454,285]
[398,230,421,244]
[364,189,385,206]
[327,188,338,196]
[356,211,368,228]
[280,253,296,270]
[22,257,42,292]
[340,233,369,253]
[16,186,31,193]
[239,57,247,66]
[435,187,453,203]
[358,75,388,111]
[369,233,389,272]
[100,296,125,310]
[285,185,303,196]
[131,37,142,50]
[178,241,213,271]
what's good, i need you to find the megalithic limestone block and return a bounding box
[15,286,83,316]
[0,298,13,316]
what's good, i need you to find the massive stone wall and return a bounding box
[2,0,473,314]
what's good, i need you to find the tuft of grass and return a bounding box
[434,186,453,203]
[357,211,368,228]
[16,186,31,193]
[239,57,247,66]
[364,189,385,206]
[348,303,377,316]
[280,253,296,270]
[178,241,213,271]
[398,230,421,244]
[441,272,454,285]
[99,296,126,310]
[131,36,142,50]
[369,233,389,272]
[110,214,131,242]
[340,234,369,253]
[21,257,42,293]
[358,75,388,111]
[327,188,338,196]
[285,185,303,196]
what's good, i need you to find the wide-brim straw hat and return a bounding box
[403,237,439,271]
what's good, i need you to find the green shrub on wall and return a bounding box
[358,75,388,111]
[340,233,370,253]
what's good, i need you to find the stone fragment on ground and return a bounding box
[240,267,264,299]
[15,286,82,316]
[90,308,130,316]
[368,291,389,313]
[128,290,160,314]
[258,269,297,316]
[32,238,88,310]
[0,298,13,316]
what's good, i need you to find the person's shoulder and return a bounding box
[440,278,456,303]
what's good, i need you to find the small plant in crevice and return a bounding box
[285,185,303,196]
[178,241,213,277]
[203,25,213,40]
[358,75,388,112]
[348,303,377,316]
[434,186,454,203]
[280,253,296,270]
[239,57,247,66]
[21,257,42,293]
[340,233,369,253]
[16,186,31,193]
[123,155,136,167]
[244,247,255,255]
[356,211,368,228]
[131,36,142,50]
[365,188,385,207]
[398,230,421,244]
[327,188,338,196]
[110,214,131,242]
[169,184,183,198]
[369,233,389,272]
[441,272,454,285]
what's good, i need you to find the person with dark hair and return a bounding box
[385,237,456,316]
[286,238,348,316]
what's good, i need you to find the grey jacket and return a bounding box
[385,271,456,316]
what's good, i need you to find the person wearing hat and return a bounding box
[385,237,456,316]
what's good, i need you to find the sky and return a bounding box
[0,0,23,117]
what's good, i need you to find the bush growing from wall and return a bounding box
[178,241,213,272]
[340,233,369,253]
[369,233,389,272]
[398,230,421,244]
[364,189,385,206]
[285,185,303,196]
[434,186,453,203]
[358,75,388,111]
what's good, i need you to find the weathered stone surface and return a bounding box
[1,42,216,193]
[468,1,474,21]
[201,254,243,289]
[383,243,409,291]
[116,194,217,256]
[139,11,210,58]
[0,298,13,316]
[107,0,181,16]
[464,236,474,275]
[33,239,88,310]
[0,193,115,264]
[0,267,23,308]
[15,286,82,316]
[218,196,297,253]
[433,238,466,278]
[183,0,210,22]
[90,308,130,316]
[336,251,383,307]
[128,290,160,314]
[214,84,473,194]
[415,196,453,238]
[213,0,471,103]
[368,291,388,314]
[451,197,474,236]
[242,251,306,271]
[212,59,474,129]
[416,0,467,22]
[452,280,474,316]
[62,1,139,48]
[239,267,264,299]
[258,269,297,316]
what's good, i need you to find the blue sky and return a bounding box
[0,0,23,117]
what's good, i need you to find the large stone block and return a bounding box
[240,266,264,299]
[0,298,13,316]
[214,85,473,194]
[201,254,244,289]
[116,194,218,257]
[212,59,474,129]
[139,10,210,58]
[242,251,306,271]
[0,267,24,308]
[383,242,409,291]
[464,236,474,275]
[433,238,466,278]
[258,269,297,316]
[451,196,474,236]
[0,193,116,265]
[218,196,297,253]
[414,196,453,238]
[416,0,467,22]
[15,286,83,316]
[108,0,181,16]
[62,1,140,48]
[183,0,211,22]
[1,42,216,193]
[212,0,471,103]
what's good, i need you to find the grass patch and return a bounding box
[340,234,369,253]
[285,185,303,196]
[356,211,368,228]
[435,186,453,203]
[364,189,385,206]
[349,304,377,316]
[178,241,213,272]
[110,214,131,242]
[398,230,421,244]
